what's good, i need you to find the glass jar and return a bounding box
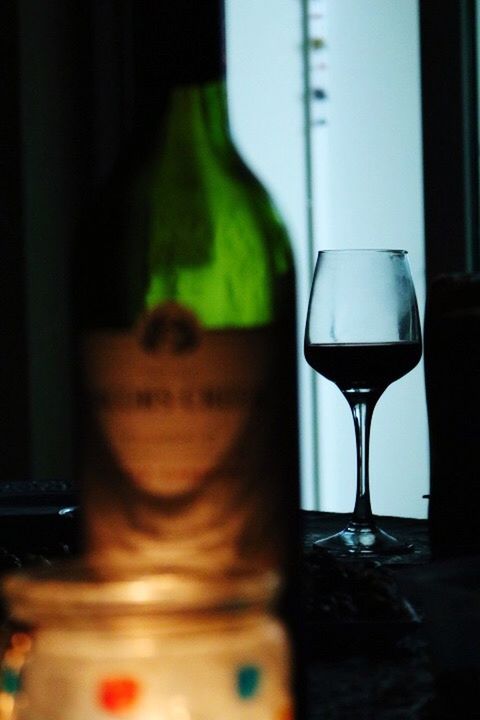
[0,563,293,720]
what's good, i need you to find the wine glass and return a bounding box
[304,249,422,556]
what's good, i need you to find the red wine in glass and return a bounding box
[304,250,422,556]
[305,341,422,394]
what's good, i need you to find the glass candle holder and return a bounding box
[1,563,293,720]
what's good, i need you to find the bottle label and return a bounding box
[81,302,290,575]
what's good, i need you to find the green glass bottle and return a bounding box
[77,0,299,585]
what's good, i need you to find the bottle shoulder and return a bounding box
[80,131,294,330]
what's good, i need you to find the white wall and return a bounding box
[226,0,429,518]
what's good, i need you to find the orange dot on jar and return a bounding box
[277,702,294,720]
[98,677,141,713]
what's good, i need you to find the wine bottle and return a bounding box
[424,273,480,558]
[75,0,299,584]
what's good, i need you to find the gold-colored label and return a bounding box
[81,303,285,575]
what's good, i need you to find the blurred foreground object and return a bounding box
[424,273,480,557]
[0,1,301,717]
[75,0,299,588]
[1,564,292,720]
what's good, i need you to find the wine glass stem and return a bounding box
[346,393,379,526]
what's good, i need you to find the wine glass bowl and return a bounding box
[304,249,422,556]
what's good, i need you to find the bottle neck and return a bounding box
[160,80,232,156]
[133,0,226,103]
[125,78,233,181]
[131,0,229,167]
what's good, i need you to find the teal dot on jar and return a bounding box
[236,665,261,699]
[1,667,21,695]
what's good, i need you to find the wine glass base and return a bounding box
[313,522,413,558]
